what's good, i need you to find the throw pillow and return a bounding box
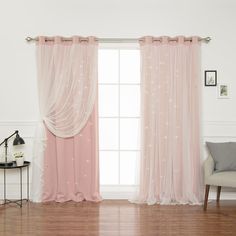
[206,142,236,172]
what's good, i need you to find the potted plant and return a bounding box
[14,152,24,166]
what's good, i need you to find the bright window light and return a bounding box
[98,49,140,187]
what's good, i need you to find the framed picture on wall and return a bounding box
[218,84,229,99]
[204,70,217,86]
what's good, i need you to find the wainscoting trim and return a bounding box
[0,120,236,200]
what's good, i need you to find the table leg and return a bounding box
[27,166,29,201]
[20,168,22,207]
[4,168,6,204]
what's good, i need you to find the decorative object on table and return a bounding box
[14,152,24,166]
[0,130,25,166]
[218,84,229,98]
[204,70,217,86]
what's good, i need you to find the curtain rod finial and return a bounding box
[25,36,33,42]
[205,37,211,43]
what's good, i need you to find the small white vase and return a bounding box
[16,158,24,166]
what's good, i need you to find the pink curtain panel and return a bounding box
[35,36,101,202]
[136,36,203,205]
[43,105,101,202]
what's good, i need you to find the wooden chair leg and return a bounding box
[204,185,210,211]
[217,186,221,203]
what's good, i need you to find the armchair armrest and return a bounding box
[204,155,215,180]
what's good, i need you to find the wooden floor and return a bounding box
[0,200,236,236]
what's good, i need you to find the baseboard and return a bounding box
[101,192,134,200]
[1,191,235,201]
[100,192,236,200]
[0,183,29,200]
[208,187,236,200]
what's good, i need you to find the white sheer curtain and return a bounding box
[36,36,97,138]
[31,36,98,202]
[132,36,203,205]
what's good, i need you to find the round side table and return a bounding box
[0,161,30,207]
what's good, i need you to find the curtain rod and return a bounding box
[25,36,211,43]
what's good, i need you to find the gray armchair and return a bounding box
[204,155,236,210]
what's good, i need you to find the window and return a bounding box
[98,48,140,197]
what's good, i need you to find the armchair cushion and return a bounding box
[206,142,236,172]
[205,171,236,188]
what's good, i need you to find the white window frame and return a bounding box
[98,44,140,199]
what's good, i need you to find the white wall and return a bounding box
[0,0,236,200]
